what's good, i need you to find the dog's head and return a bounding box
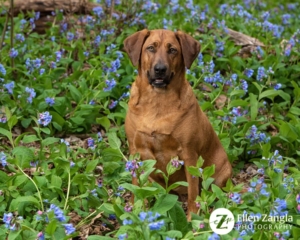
[124,29,200,88]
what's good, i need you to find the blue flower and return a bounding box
[37,232,45,240]
[45,97,55,106]
[94,35,101,47]
[282,14,291,25]
[25,87,36,103]
[3,212,13,228]
[274,83,281,90]
[0,63,6,75]
[9,48,18,58]
[4,81,15,94]
[240,79,248,92]
[40,68,45,75]
[208,232,220,240]
[67,32,75,41]
[38,112,52,126]
[118,233,128,240]
[48,204,66,222]
[148,220,164,230]
[16,33,25,42]
[93,6,103,17]
[244,68,254,78]
[108,100,118,109]
[55,51,62,62]
[123,219,133,225]
[63,223,76,235]
[104,79,116,92]
[87,138,95,149]
[0,116,7,123]
[139,212,147,221]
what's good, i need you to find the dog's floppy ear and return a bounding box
[175,31,201,69]
[124,29,150,67]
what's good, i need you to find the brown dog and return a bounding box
[123,29,232,219]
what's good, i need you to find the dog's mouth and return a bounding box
[148,72,174,88]
[152,78,167,88]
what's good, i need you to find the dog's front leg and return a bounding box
[184,162,200,221]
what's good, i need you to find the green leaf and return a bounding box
[51,175,62,188]
[187,166,201,177]
[42,137,60,146]
[107,132,121,149]
[152,194,178,214]
[250,93,258,121]
[202,165,215,180]
[68,85,82,103]
[12,146,35,168]
[289,106,300,116]
[8,115,18,131]
[22,134,40,143]
[96,117,111,131]
[40,127,51,135]
[167,181,188,193]
[86,159,99,173]
[168,202,189,235]
[258,89,280,101]
[102,148,123,162]
[103,162,120,174]
[87,236,113,240]
[0,127,13,145]
[10,196,40,211]
[202,177,215,190]
[7,230,22,240]
[279,122,298,142]
[228,99,248,108]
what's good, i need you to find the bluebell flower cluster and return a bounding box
[281,14,291,25]
[20,19,27,30]
[93,6,103,17]
[240,79,248,92]
[118,233,128,240]
[244,68,254,78]
[25,58,43,73]
[9,48,18,58]
[270,198,288,217]
[104,79,116,92]
[60,139,71,152]
[0,152,7,167]
[87,138,95,150]
[37,232,45,240]
[3,212,15,230]
[138,211,165,231]
[25,87,36,103]
[0,63,6,75]
[48,204,66,222]
[4,81,15,94]
[38,111,52,126]
[171,157,184,168]
[63,223,76,235]
[208,232,220,240]
[108,100,118,109]
[246,125,270,145]
[16,33,25,42]
[229,192,242,204]
[66,32,75,41]
[45,97,55,106]
[248,178,270,197]
[0,116,7,123]
[125,159,142,177]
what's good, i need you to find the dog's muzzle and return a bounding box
[148,63,173,88]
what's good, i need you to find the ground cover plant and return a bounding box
[0,0,300,239]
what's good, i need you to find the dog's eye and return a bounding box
[169,48,177,54]
[147,46,155,52]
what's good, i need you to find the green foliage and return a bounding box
[0,0,300,240]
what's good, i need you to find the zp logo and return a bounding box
[209,208,235,235]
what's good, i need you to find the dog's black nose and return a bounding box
[154,64,167,75]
